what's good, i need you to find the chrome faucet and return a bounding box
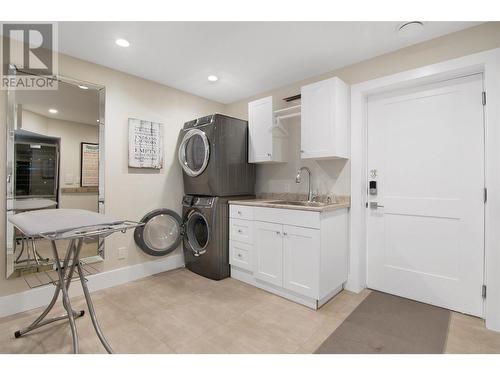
[295,167,313,202]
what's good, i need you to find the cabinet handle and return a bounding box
[237,253,242,258]
[237,229,243,234]
[267,153,272,157]
[300,150,304,153]
[237,211,242,215]
[276,231,281,235]
[283,232,288,236]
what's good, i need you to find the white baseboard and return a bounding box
[0,253,184,318]
[230,266,342,310]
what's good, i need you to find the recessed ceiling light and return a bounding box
[48,108,58,114]
[115,38,130,47]
[397,21,424,37]
[207,75,218,82]
[78,85,89,90]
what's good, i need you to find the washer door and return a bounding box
[134,209,183,256]
[185,210,210,256]
[178,129,210,177]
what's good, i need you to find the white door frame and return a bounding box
[348,48,500,331]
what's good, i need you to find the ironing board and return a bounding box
[12,198,58,266]
[8,208,143,354]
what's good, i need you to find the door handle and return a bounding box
[369,202,384,209]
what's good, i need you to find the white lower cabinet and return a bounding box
[283,225,320,298]
[254,221,283,287]
[229,204,348,309]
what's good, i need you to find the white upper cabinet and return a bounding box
[248,96,286,163]
[300,77,349,159]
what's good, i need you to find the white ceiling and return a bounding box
[17,80,100,125]
[57,22,481,104]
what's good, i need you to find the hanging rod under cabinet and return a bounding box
[273,104,301,115]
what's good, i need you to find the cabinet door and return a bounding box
[283,225,320,298]
[248,96,273,162]
[300,77,348,159]
[254,221,283,287]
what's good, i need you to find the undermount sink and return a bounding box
[266,200,331,207]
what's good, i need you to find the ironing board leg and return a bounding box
[13,238,113,354]
[31,238,40,266]
[51,240,79,354]
[77,261,114,354]
[32,237,49,263]
[13,241,85,339]
[14,236,24,263]
[15,283,61,338]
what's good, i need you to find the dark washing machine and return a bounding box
[134,195,254,280]
[177,114,255,197]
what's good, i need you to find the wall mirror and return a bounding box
[5,66,105,280]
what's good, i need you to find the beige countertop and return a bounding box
[228,195,350,213]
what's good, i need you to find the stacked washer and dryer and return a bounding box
[134,114,255,280]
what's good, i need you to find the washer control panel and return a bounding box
[193,197,214,207]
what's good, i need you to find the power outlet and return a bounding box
[118,247,128,260]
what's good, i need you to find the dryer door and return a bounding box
[134,209,183,256]
[184,209,210,256]
[178,129,210,177]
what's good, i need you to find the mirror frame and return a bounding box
[5,65,106,279]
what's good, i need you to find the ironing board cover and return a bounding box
[13,198,58,212]
[9,208,124,236]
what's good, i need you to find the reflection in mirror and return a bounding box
[6,68,105,280]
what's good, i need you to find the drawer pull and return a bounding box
[237,229,243,234]
[276,231,281,235]
[237,211,242,215]
[283,232,288,236]
[237,253,242,258]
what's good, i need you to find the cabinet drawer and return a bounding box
[230,218,254,244]
[229,241,252,271]
[230,205,254,220]
[253,206,320,229]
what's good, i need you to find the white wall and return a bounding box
[252,117,350,197]
[0,36,225,297]
[20,109,48,134]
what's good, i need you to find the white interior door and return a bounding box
[367,74,485,317]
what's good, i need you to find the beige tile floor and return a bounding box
[0,268,499,354]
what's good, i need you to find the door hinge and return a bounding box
[482,284,487,298]
[484,188,488,203]
[482,91,486,106]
